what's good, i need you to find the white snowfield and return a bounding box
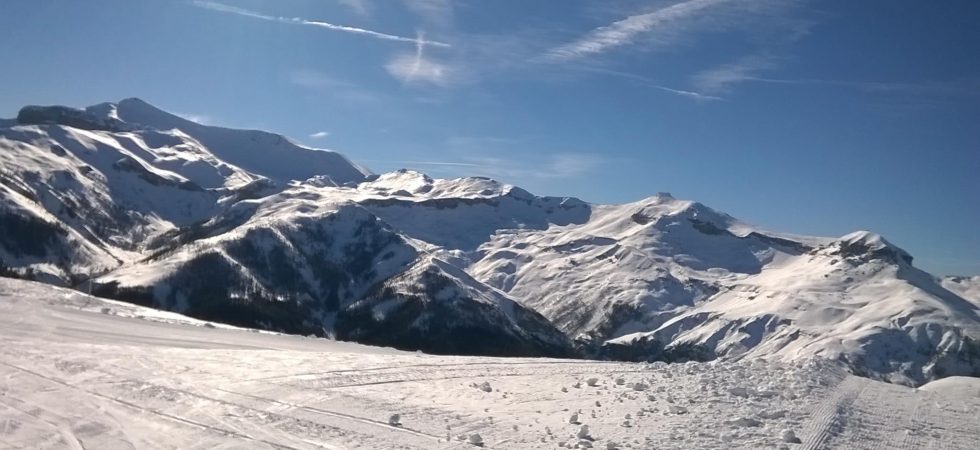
[1,278,977,450]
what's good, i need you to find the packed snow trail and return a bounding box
[799,376,979,450]
[0,278,976,449]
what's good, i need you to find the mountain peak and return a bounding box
[118,96,152,106]
[833,230,913,265]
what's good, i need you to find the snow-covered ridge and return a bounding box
[19,98,371,185]
[2,98,978,384]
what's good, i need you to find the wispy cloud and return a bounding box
[385,32,453,86]
[746,77,980,98]
[691,54,778,94]
[174,111,212,125]
[578,66,722,101]
[192,0,450,47]
[309,131,330,139]
[546,0,733,61]
[690,60,980,98]
[650,85,721,101]
[540,0,813,99]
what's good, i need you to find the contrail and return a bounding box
[192,1,451,48]
[406,32,427,82]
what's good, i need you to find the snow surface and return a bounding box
[942,275,980,306]
[919,376,980,398]
[0,277,976,449]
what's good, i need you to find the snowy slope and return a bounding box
[0,97,363,272]
[90,185,572,357]
[1,277,977,450]
[468,193,801,340]
[0,123,248,282]
[90,98,370,185]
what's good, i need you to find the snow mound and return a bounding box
[918,376,980,397]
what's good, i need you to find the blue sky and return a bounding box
[1,0,978,275]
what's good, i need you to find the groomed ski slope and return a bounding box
[0,278,976,450]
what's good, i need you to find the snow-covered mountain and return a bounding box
[604,231,980,385]
[91,186,571,357]
[0,99,570,357]
[1,99,977,384]
[20,98,370,185]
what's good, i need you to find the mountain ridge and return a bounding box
[1,99,977,384]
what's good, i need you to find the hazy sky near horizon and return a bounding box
[1,0,978,275]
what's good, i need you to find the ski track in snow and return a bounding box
[0,281,977,449]
[798,376,869,450]
[796,373,979,450]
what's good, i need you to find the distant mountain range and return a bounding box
[2,98,977,385]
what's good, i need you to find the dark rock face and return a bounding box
[92,254,575,358]
[17,105,131,132]
[341,263,575,358]
[92,252,321,335]
[746,232,812,253]
[835,239,914,265]
[598,335,711,363]
[0,208,102,282]
[0,210,67,258]
[689,218,728,235]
